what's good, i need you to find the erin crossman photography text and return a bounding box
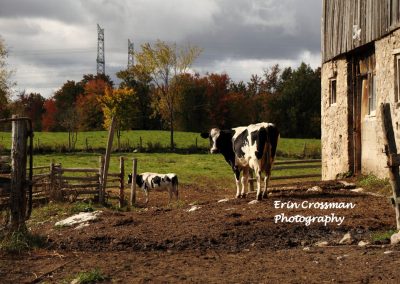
[273,200,356,226]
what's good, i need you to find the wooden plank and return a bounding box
[62,176,99,181]
[32,173,50,178]
[59,168,98,173]
[30,166,49,170]
[380,103,400,229]
[130,158,137,206]
[389,153,400,167]
[249,174,321,182]
[32,182,50,187]
[274,159,321,165]
[61,189,99,195]
[119,157,125,208]
[271,174,321,180]
[104,185,121,189]
[62,183,99,189]
[10,115,28,230]
[101,116,116,204]
[273,165,321,171]
[322,0,399,62]
[99,156,104,204]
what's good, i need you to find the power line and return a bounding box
[8,48,95,56]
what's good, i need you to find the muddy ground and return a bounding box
[1,180,400,283]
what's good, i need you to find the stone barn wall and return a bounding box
[372,29,400,176]
[322,29,400,180]
[321,57,351,180]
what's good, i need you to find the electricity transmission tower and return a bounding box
[128,39,134,68]
[97,24,105,74]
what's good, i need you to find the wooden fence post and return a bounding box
[380,103,400,229]
[10,115,28,231]
[98,156,105,203]
[101,116,116,204]
[130,158,137,206]
[119,156,125,208]
[49,162,55,199]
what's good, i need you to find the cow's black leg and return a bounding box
[262,151,273,199]
[256,170,262,201]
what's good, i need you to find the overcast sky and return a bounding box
[0,0,322,98]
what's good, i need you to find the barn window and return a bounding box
[395,54,400,103]
[368,73,376,115]
[329,78,337,105]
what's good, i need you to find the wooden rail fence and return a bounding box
[0,156,132,210]
[1,158,322,211]
[271,159,321,180]
[248,159,321,189]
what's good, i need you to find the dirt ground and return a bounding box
[1,180,400,283]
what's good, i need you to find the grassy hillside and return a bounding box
[0,130,320,158]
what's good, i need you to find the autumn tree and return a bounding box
[53,80,83,130]
[60,107,79,150]
[134,40,201,149]
[76,77,110,130]
[99,87,139,151]
[80,73,114,89]
[11,91,45,130]
[203,73,231,128]
[41,99,57,131]
[174,73,209,132]
[246,66,282,124]
[75,93,103,131]
[116,66,155,129]
[0,36,13,120]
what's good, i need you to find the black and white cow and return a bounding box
[128,172,178,204]
[201,122,279,201]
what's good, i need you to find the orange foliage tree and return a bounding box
[41,99,57,131]
[76,78,109,130]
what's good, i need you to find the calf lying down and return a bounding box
[128,172,178,204]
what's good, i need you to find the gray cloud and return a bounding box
[1,0,321,97]
[0,0,88,23]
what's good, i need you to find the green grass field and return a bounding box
[0,130,321,189]
[32,152,321,189]
[0,130,321,158]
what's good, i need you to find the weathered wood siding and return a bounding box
[322,0,400,62]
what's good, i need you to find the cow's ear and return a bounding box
[200,132,209,139]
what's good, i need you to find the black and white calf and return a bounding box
[128,172,178,204]
[201,122,279,201]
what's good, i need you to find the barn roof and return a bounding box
[322,0,400,63]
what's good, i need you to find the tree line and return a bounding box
[0,38,321,145]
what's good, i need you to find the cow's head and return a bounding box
[201,128,221,154]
